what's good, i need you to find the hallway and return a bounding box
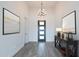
[0,1,79,57]
[14,42,62,57]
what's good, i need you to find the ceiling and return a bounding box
[26,1,58,7]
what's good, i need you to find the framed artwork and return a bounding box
[62,10,76,34]
[3,8,20,35]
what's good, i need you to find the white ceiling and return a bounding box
[26,1,58,7]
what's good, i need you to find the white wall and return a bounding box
[0,1,29,57]
[55,1,79,56]
[28,6,56,42]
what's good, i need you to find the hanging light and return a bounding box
[37,1,47,17]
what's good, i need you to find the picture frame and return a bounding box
[3,8,20,35]
[62,10,76,34]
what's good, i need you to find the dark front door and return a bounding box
[38,20,46,42]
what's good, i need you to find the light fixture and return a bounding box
[37,1,47,17]
[56,28,62,37]
[56,28,62,32]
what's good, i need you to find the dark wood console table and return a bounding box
[54,35,78,57]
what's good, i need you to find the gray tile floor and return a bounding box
[14,42,62,57]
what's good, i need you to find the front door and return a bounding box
[38,20,46,42]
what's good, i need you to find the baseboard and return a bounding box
[13,42,30,57]
[24,42,30,46]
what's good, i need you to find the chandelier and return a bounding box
[37,1,47,16]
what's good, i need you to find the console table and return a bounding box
[54,35,78,57]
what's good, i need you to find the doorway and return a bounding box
[38,20,46,42]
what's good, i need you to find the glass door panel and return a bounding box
[39,22,44,25]
[39,31,44,35]
[40,36,44,39]
[39,26,44,30]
